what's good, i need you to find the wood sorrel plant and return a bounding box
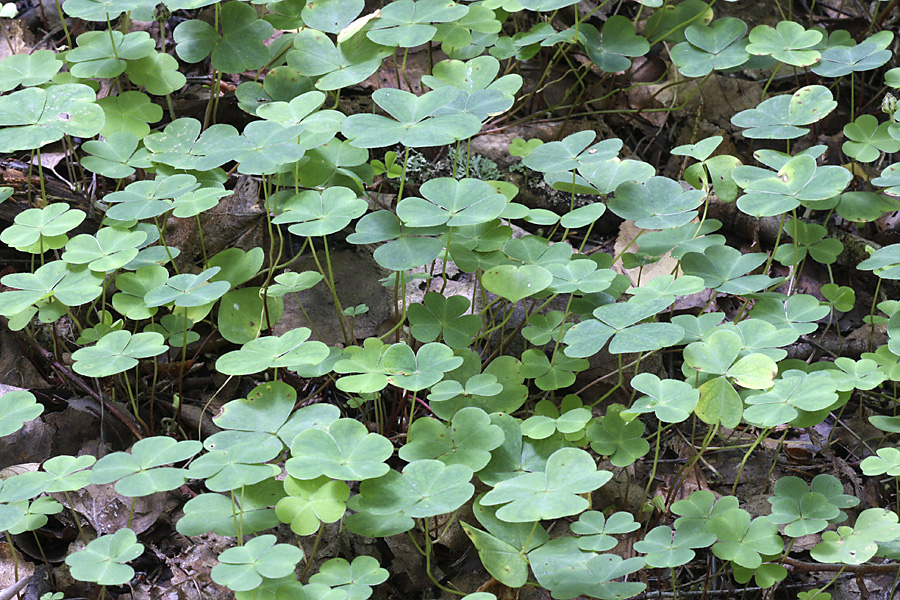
[2,0,900,598]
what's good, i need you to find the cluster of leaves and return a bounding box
[2,0,900,598]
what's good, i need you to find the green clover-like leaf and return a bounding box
[174,2,274,73]
[65,529,143,586]
[745,20,822,66]
[578,16,649,73]
[276,475,351,535]
[0,50,62,92]
[343,88,482,148]
[71,330,167,378]
[570,510,640,552]
[731,86,836,140]
[144,267,230,308]
[586,404,649,467]
[398,177,507,227]
[0,84,104,152]
[843,114,900,163]
[634,525,715,568]
[609,176,705,229]
[287,417,393,481]
[62,227,147,273]
[767,476,842,537]
[811,508,900,565]
[273,186,368,237]
[211,534,304,592]
[287,28,392,91]
[176,480,284,537]
[812,30,893,77]
[670,17,749,77]
[708,509,783,569]
[625,373,699,424]
[350,459,475,518]
[399,407,504,470]
[0,390,43,437]
[480,447,611,522]
[89,435,202,496]
[310,556,389,600]
[0,203,85,253]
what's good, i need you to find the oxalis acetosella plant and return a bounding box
[2,0,900,598]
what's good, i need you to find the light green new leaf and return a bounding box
[382,342,464,391]
[694,376,742,428]
[482,264,552,303]
[144,267,230,308]
[811,509,900,565]
[634,525,715,568]
[746,21,822,66]
[843,114,900,163]
[276,476,350,535]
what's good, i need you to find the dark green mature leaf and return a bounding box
[671,17,749,77]
[288,28,392,91]
[408,293,482,349]
[586,404,649,467]
[609,176,705,229]
[174,2,274,73]
[578,16,649,73]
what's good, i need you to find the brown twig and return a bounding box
[781,555,900,574]
[4,319,143,440]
